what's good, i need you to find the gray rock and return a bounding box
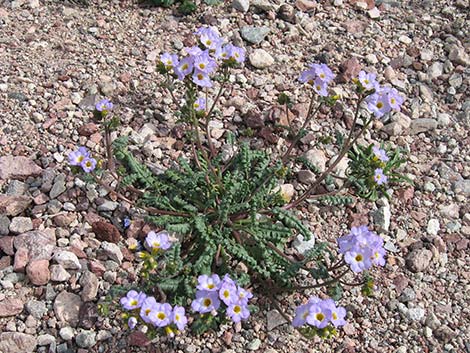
[398,287,416,303]
[297,170,315,184]
[0,332,37,353]
[9,217,33,234]
[80,271,99,302]
[437,113,451,126]
[448,45,470,66]
[292,234,316,255]
[37,334,55,346]
[251,0,279,11]
[59,327,74,341]
[101,242,123,264]
[373,202,391,232]
[409,119,438,135]
[0,156,42,180]
[53,251,81,270]
[434,325,456,343]
[49,174,66,199]
[97,201,119,212]
[75,330,97,348]
[427,61,443,79]
[249,49,275,69]
[6,180,28,195]
[54,291,83,327]
[50,264,71,282]
[405,307,425,322]
[241,26,270,45]
[0,215,10,235]
[303,149,327,172]
[232,0,250,12]
[453,179,470,196]
[247,338,262,350]
[406,248,432,273]
[266,309,288,331]
[25,300,47,319]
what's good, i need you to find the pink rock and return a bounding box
[0,256,11,270]
[14,247,29,272]
[0,236,15,255]
[0,297,24,317]
[33,193,49,205]
[0,195,32,216]
[14,230,56,261]
[295,0,317,12]
[89,260,106,277]
[78,123,99,137]
[0,156,42,180]
[349,0,375,9]
[26,259,50,286]
[338,58,362,83]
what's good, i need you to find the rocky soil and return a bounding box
[0,0,469,352]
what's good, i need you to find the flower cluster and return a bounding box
[293,296,346,329]
[68,146,97,173]
[191,274,252,323]
[144,230,172,252]
[299,63,335,96]
[120,290,188,334]
[372,146,389,163]
[356,71,404,118]
[338,225,386,273]
[159,27,245,88]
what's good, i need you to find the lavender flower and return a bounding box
[172,306,188,331]
[322,299,347,327]
[128,317,138,329]
[219,280,238,305]
[185,46,203,57]
[80,157,97,173]
[226,302,250,323]
[120,290,147,310]
[175,56,194,81]
[372,146,389,163]
[123,217,131,229]
[383,87,404,111]
[160,52,179,69]
[149,303,172,328]
[312,78,329,97]
[192,70,213,88]
[236,287,253,305]
[344,248,372,273]
[299,63,335,94]
[193,97,206,111]
[215,45,231,61]
[95,99,113,112]
[306,302,331,329]
[197,274,221,292]
[140,296,157,324]
[194,51,217,74]
[191,290,220,313]
[228,45,246,63]
[196,27,222,50]
[366,86,404,118]
[68,147,90,166]
[311,63,335,84]
[292,302,312,327]
[358,71,378,91]
[374,168,388,185]
[144,230,172,251]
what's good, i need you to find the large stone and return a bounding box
[406,248,432,273]
[232,0,250,12]
[26,259,50,286]
[14,230,56,261]
[13,247,29,272]
[54,291,82,327]
[338,57,361,83]
[0,333,37,353]
[241,26,270,45]
[292,234,316,255]
[75,330,97,348]
[409,119,438,135]
[49,174,66,199]
[80,271,99,302]
[453,179,470,196]
[448,45,470,66]
[101,241,123,264]
[249,49,275,69]
[9,217,33,234]
[0,156,42,180]
[25,300,48,319]
[0,297,24,317]
[0,195,32,216]
[266,309,288,331]
[53,250,81,270]
[92,221,121,243]
[50,264,71,282]
[303,149,327,173]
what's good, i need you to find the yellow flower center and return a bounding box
[85,161,92,167]
[166,60,172,66]
[355,254,363,262]
[175,314,180,321]
[152,242,160,249]
[157,312,166,320]
[316,85,321,91]
[377,102,383,109]
[199,63,206,69]
[206,40,212,46]
[391,98,396,104]
[203,298,212,307]
[316,313,325,321]
[182,63,188,70]
[145,309,151,315]
[332,312,338,320]
[233,305,241,314]
[78,155,84,163]
[130,299,138,306]
[223,290,230,298]
[207,283,215,289]
[197,73,203,80]
[364,79,369,84]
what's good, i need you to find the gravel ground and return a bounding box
[0,0,469,352]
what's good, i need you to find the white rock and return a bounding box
[232,0,250,12]
[368,7,380,19]
[59,327,74,341]
[101,242,123,264]
[427,218,440,236]
[53,251,81,270]
[398,35,412,45]
[249,49,275,69]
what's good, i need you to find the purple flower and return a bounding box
[95,99,113,112]
[193,97,206,111]
[371,245,386,266]
[312,78,329,97]
[172,306,188,331]
[310,63,335,84]
[226,302,250,323]
[366,91,391,118]
[215,45,231,61]
[197,274,221,292]
[228,45,246,63]
[372,146,389,163]
[123,217,131,229]
[140,296,157,324]
[160,52,179,69]
[191,290,220,313]
[192,70,213,88]
[236,287,253,305]
[68,147,90,166]
[175,56,194,81]
[299,68,316,84]
[322,299,347,327]
[383,87,404,111]
[358,71,378,91]
[80,157,97,173]
[185,46,203,57]
[219,281,238,306]
[306,302,331,329]
[374,168,388,185]
[292,302,312,327]
[144,230,172,251]
[196,27,222,50]
[194,50,217,74]
[149,303,172,328]
[128,317,138,329]
[344,248,372,273]
[120,290,147,310]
